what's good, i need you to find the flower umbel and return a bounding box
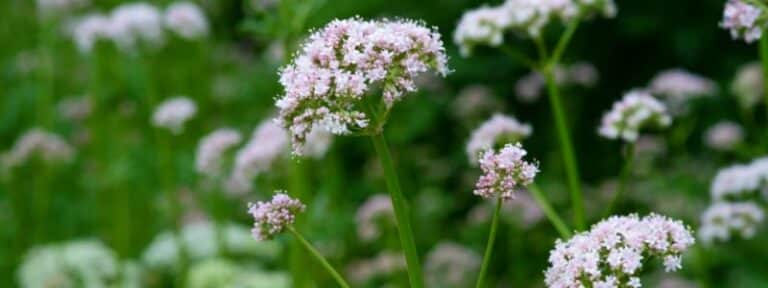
[247,192,305,241]
[152,96,197,134]
[544,214,695,288]
[473,143,538,201]
[598,89,671,142]
[274,17,449,154]
[721,0,764,43]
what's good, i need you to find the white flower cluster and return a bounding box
[474,143,539,201]
[598,89,671,142]
[704,121,744,152]
[187,258,290,288]
[152,96,197,134]
[699,202,765,243]
[466,114,532,163]
[454,0,616,55]
[142,222,279,270]
[2,128,74,171]
[721,0,764,43]
[648,69,716,114]
[347,251,406,284]
[700,158,768,243]
[18,240,120,288]
[227,120,288,194]
[195,128,242,178]
[425,242,481,288]
[544,214,695,288]
[731,62,764,109]
[274,17,449,154]
[247,192,306,241]
[69,1,209,53]
[355,194,394,242]
[515,62,598,103]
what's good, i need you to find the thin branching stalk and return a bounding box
[370,132,425,288]
[760,36,768,140]
[287,226,351,288]
[603,143,636,217]
[475,197,502,288]
[529,184,572,238]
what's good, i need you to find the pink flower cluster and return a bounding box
[598,89,671,142]
[275,17,449,154]
[466,114,532,163]
[2,128,75,170]
[195,128,242,177]
[355,194,394,242]
[474,143,538,201]
[648,69,716,115]
[721,0,764,43]
[247,192,305,241]
[545,214,695,288]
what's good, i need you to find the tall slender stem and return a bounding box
[759,36,768,139]
[603,143,636,217]
[543,69,585,230]
[370,132,425,288]
[475,197,502,288]
[287,226,351,288]
[528,184,572,238]
[288,160,311,288]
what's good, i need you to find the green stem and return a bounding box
[498,45,537,69]
[603,143,636,217]
[528,184,572,238]
[475,197,502,288]
[551,20,581,65]
[370,132,425,288]
[542,69,585,230]
[287,226,351,288]
[760,36,768,141]
[288,160,311,288]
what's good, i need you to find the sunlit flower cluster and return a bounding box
[355,194,394,242]
[195,128,242,177]
[68,2,209,53]
[227,120,288,194]
[466,114,532,163]
[274,17,449,154]
[18,240,119,288]
[544,214,695,288]
[152,96,197,134]
[164,1,209,40]
[2,128,74,170]
[721,0,764,43]
[454,0,616,55]
[699,201,765,243]
[704,121,744,151]
[474,143,538,201]
[648,69,716,114]
[247,192,305,241]
[598,89,671,142]
[515,62,598,102]
[731,62,764,108]
[425,242,481,288]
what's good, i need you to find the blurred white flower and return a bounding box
[425,242,481,288]
[598,89,671,142]
[355,194,394,242]
[545,214,695,288]
[69,14,112,53]
[2,128,74,170]
[109,2,165,52]
[648,68,716,114]
[699,201,764,243]
[164,2,209,40]
[226,120,288,195]
[196,128,242,178]
[704,121,744,151]
[347,251,406,284]
[152,96,197,134]
[57,96,92,121]
[18,240,118,288]
[37,0,88,18]
[142,222,279,270]
[466,114,532,163]
[731,62,764,109]
[710,160,766,200]
[187,258,290,288]
[721,0,764,43]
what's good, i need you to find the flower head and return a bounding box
[18,239,119,288]
[109,2,165,52]
[699,201,764,243]
[355,194,394,242]
[544,214,695,288]
[247,192,305,241]
[598,89,671,142]
[274,17,449,154]
[69,14,112,53]
[474,143,538,201]
[425,242,481,288]
[466,114,532,163]
[710,160,767,200]
[164,2,209,40]
[648,69,716,114]
[731,62,764,108]
[704,121,744,151]
[152,96,197,134]
[721,0,764,43]
[195,128,242,177]
[226,120,289,195]
[2,128,74,170]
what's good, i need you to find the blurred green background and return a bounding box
[1,0,767,287]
